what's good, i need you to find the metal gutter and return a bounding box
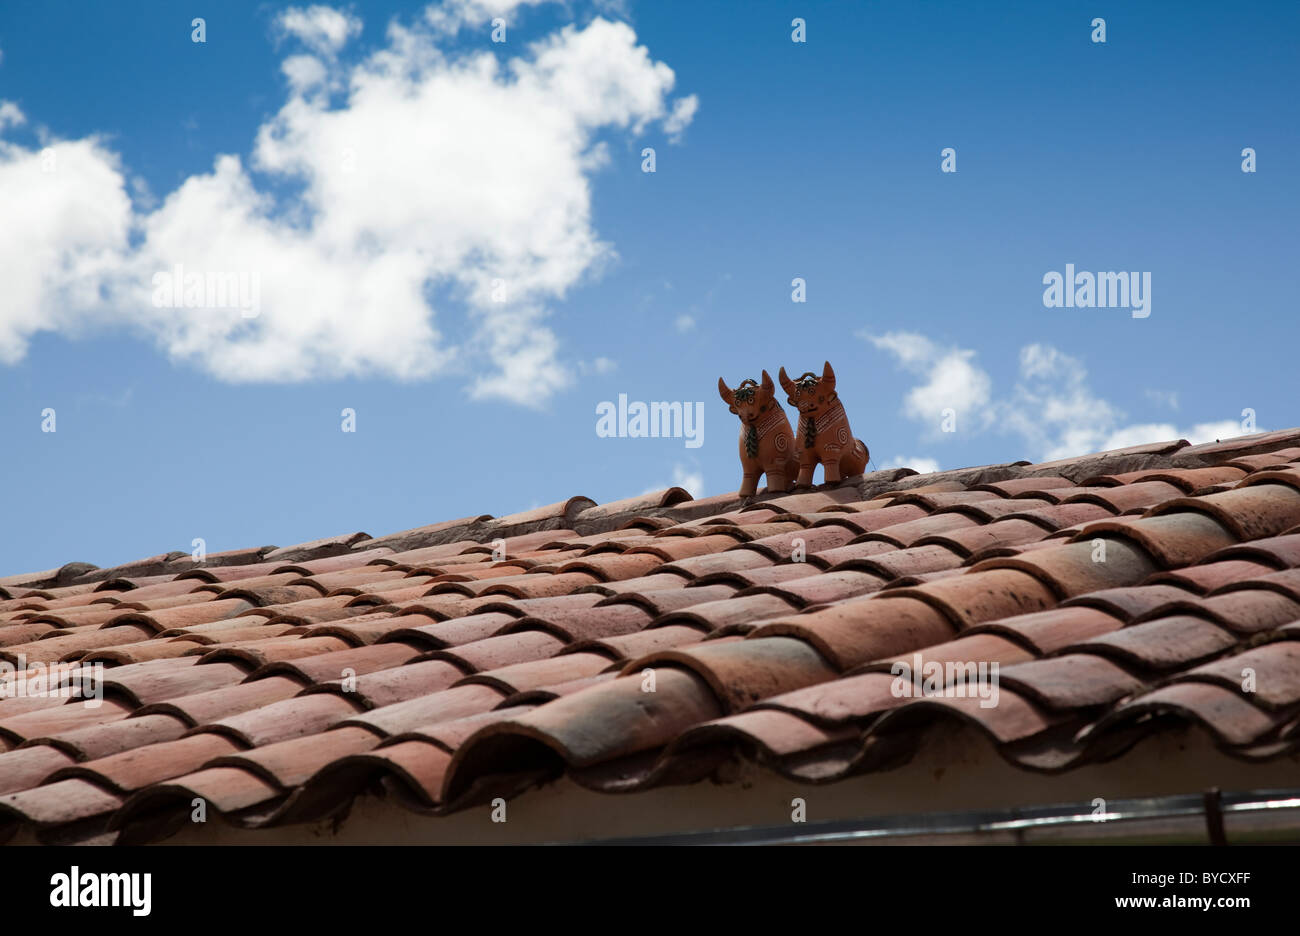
[577,787,1300,845]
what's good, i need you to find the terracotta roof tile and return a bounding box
[1203,532,1300,568]
[50,733,244,794]
[856,512,982,548]
[35,713,190,761]
[0,745,77,795]
[381,612,515,650]
[972,477,1076,498]
[1173,428,1300,462]
[870,685,1063,744]
[563,625,708,662]
[745,569,886,607]
[1087,682,1279,746]
[695,562,820,589]
[0,698,133,748]
[1149,482,1300,541]
[576,571,691,597]
[1065,616,1238,670]
[604,583,737,618]
[0,625,156,666]
[1000,501,1117,530]
[734,526,857,561]
[752,671,902,727]
[1147,558,1279,593]
[253,643,421,684]
[619,637,832,712]
[99,659,248,706]
[878,568,1057,630]
[340,684,505,737]
[1172,589,1300,634]
[423,631,567,672]
[139,675,306,725]
[1216,567,1300,604]
[964,606,1123,654]
[750,596,955,670]
[445,668,721,778]
[813,503,929,534]
[0,778,123,843]
[971,538,1157,599]
[13,433,1300,841]
[830,543,965,579]
[655,550,773,578]
[208,725,381,789]
[499,604,654,642]
[859,632,1037,676]
[1080,466,1248,491]
[458,652,613,695]
[996,655,1144,710]
[673,709,857,765]
[197,692,362,747]
[386,705,543,753]
[1063,584,1198,621]
[806,538,898,569]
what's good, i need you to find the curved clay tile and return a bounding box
[1062,616,1238,671]
[650,594,800,635]
[621,636,835,713]
[1149,483,1300,541]
[877,568,1056,630]
[1062,584,1200,622]
[1146,558,1279,594]
[1083,682,1280,748]
[750,596,955,671]
[741,569,883,608]
[441,667,721,802]
[971,538,1157,600]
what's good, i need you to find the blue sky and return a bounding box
[0,0,1296,575]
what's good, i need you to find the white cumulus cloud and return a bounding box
[862,330,994,430]
[864,331,1256,461]
[426,0,563,34]
[277,5,363,56]
[0,7,697,407]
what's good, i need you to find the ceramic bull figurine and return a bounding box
[779,361,869,487]
[718,371,798,496]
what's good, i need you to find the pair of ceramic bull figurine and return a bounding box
[718,361,870,497]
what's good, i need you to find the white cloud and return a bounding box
[882,455,941,474]
[865,331,1256,462]
[1002,343,1124,459]
[674,314,694,333]
[0,133,132,364]
[664,94,699,141]
[0,10,697,406]
[281,54,331,94]
[0,100,23,131]
[277,6,362,57]
[426,0,562,34]
[862,330,993,430]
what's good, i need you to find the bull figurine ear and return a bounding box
[822,360,836,392]
[760,369,775,398]
[778,366,795,396]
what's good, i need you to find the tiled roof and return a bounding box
[5,429,1300,843]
